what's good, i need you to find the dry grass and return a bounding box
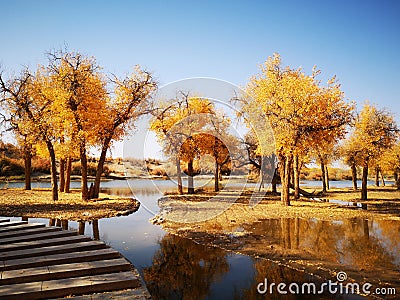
[157,187,400,234]
[0,188,139,221]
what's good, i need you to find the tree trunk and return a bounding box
[351,162,358,191]
[293,155,300,199]
[395,170,400,190]
[375,167,380,187]
[380,171,385,187]
[361,164,369,200]
[320,158,327,193]
[93,139,110,199]
[59,158,65,192]
[325,166,330,190]
[46,141,58,201]
[187,159,194,194]
[65,157,72,193]
[23,144,32,190]
[176,157,183,195]
[93,219,100,240]
[214,159,219,192]
[271,168,279,193]
[281,155,292,206]
[80,145,89,200]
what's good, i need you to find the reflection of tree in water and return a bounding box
[143,234,229,300]
[243,218,399,287]
[236,259,320,300]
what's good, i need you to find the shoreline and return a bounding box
[0,188,140,221]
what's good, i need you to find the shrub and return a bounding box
[32,158,51,174]
[0,157,24,176]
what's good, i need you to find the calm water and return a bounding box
[2,179,399,299]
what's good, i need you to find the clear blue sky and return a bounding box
[1,0,400,157]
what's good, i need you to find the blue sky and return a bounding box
[1,0,400,157]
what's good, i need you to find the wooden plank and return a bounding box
[0,241,107,261]
[1,258,131,285]
[0,219,10,223]
[0,230,77,245]
[0,235,91,252]
[2,248,121,271]
[0,226,61,239]
[0,271,140,299]
[41,271,140,299]
[0,281,42,300]
[0,223,45,234]
[0,221,27,228]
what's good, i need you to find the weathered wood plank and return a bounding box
[42,271,140,299]
[0,241,107,261]
[2,248,121,271]
[0,226,62,239]
[0,230,77,244]
[0,235,91,252]
[0,271,140,299]
[0,223,45,234]
[1,258,131,285]
[0,221,27,228]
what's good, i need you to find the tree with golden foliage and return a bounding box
[246,53,353,205]
[0,69,60,200]
[150,93,215,194]
[347,104,398,200]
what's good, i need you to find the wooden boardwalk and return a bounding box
[0,218,150,299]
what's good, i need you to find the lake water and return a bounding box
[2,178,399,299]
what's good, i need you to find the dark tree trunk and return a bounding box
[293,155,300,199]
[361,164,369,200]
[325,166,330,190]
[80,144,89,200]
[23,144,32,190]
[381,171,385,187]
[271,168,279,193]
[78,221,85,235]
[281,155,292,206]
[375,167,380,187]
[214,159,219,192]
[94,139,111,199]
[176,157,183,195]
[46,141,58,201]
[395,170,400,190]
[320,159,327,193]
[351,162,358,191]
[65,157,72,193]
[93,219,100,240]
[59,158,65,192]
[187,159,194,194]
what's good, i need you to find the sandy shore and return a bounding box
[0,188,140,221]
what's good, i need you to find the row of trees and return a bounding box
[0,50,157,201]
[1,51,399,205]
[240,53,399,205]
[150,93,237,194]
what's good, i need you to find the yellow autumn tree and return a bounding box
[246,53,353,205]
[150,93,215,194]
[45,50,108,200]
[0,68,60,201]
[347,103,398,200]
